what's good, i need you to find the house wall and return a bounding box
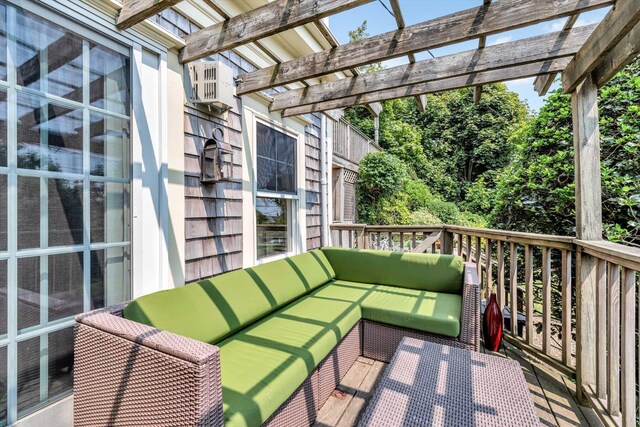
[154,8,326,283]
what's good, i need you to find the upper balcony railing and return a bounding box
[333,118,382,165]
[330,223,640,427]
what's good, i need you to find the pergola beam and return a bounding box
[271,26,594,111]
[117,0,181,29]
[280,58,571,117]
[534,14,579,95]
[389,0,425,111]
[179,0,374,63]
[562,0,640,93]
[592,20,640,87]
[473,0,492,104]
[236,0,612,95]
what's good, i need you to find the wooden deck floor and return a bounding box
[314,342,604,427]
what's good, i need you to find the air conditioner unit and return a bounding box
[187,61,235,110]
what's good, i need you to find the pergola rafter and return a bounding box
[179,0,374,63]
[280,58,572,117]
[269,26,595,111]
[235,0,612,96]
[534,14,580,96]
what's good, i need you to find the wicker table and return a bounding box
[359,337,540,426]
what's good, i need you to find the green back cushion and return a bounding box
[321,247,464,294]
[123,250,335,344]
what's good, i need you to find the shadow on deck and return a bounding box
[315,341,603,427]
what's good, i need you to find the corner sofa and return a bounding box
[74,248,479,427]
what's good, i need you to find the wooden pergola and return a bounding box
[117,0,640,425]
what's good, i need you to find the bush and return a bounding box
[423,198,460,224]
[410,209,442,225]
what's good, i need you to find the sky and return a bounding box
[328,0,609,113]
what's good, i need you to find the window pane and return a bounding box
[257,157,277,192]
[256,123,275,159]
[91,247,130,310]
[277,162,295,194]
[17,337,39,414]
[0,174,6,251]
[0,90,6,166]
[90,44,130,115]
[256,123,296,194]
[17,257,39,331]
[49,179,83,247]
[17,176,39,250]
[0,3,6,81]
[48,327,73,400]
[276,131,295,166]
[90,113,129,178]
[15,9,83,102]
[91,182,127,244]
[0,260,6,336]
[17,93,83,174]
[49,252,83,322]
[256,197,288,259]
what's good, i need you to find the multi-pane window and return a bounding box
[256,122,297,260]
[0,2,131,424]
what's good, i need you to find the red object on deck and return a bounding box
[483,293,503,352]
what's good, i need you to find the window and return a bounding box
[0,2,131,423]
[255,122,297,260]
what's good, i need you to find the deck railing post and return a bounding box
[571,74,603,403]
[441,228,454,255]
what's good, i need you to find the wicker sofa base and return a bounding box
[263,322,362,426]
[362,320,476,363]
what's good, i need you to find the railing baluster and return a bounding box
[349,230,353,248]
[542,247,551,355]
[465,235,471,262]
[377,232,381,250]
[486,239,493,296]
[457,233,463,256]
[388,232,393,251]
[510,243,518,336]
[399,232,405,252]
[475,236,482,288]
[525,244,534,345]
[607,263,620,417]
[596,259,607,399]
[411,232,416,250]
[496,241,505,309]
[339,230,343,247]
[620,267,636,427]
[561,250,572,366]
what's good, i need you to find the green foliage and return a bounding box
[492,58,640,245]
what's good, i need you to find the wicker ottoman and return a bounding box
[359,337,540,426]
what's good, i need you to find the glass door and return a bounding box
[0,1,132,423]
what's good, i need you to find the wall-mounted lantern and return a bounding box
[201,128,233,183]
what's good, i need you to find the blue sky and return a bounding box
[328,0,609,112]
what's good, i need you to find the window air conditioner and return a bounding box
[187,61,235,110]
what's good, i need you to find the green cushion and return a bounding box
[219,294,360,427]
[124,250,335,344]
[321,247,464,294]
[313,281,461,337]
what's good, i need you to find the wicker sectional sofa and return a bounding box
[74,248,479,427]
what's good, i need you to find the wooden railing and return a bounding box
[330,224,640,427]
[333,118,382,165]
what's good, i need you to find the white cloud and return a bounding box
[506,77,536,87]
[488,36,512,46]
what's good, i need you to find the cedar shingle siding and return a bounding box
[157,9,325,282]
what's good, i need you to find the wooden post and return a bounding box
[571,73,603,402]
[441,230,454,255]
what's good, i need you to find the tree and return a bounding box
[491,58,640,245]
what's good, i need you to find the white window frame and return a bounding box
[254,117,301,263]
[241,98,307,267]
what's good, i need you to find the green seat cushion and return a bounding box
[124,250,335,344]
[219,294,360,427]
[321,247,464,294]
[313,281,461,337]
[360,285,461,337]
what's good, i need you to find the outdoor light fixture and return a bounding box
[201,128,233,183]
